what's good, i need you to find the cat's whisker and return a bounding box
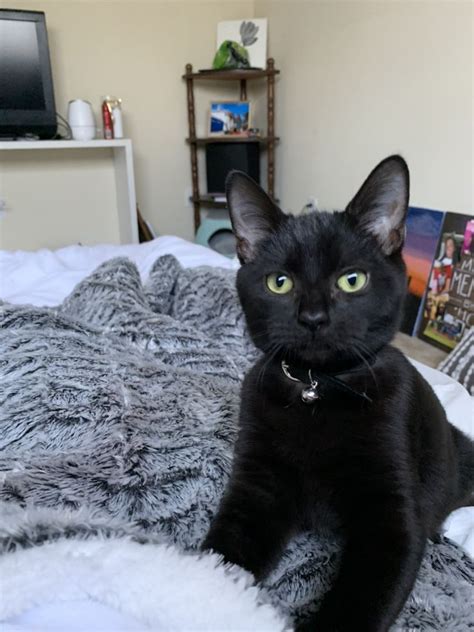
[285,391,301,410]
[352,344,378,388]
[354,340,377,362]
[256,342,281,390]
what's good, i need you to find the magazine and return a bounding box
[419,213,474,350]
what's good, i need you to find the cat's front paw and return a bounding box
[294,614,327,632]
[200,531,228,559]
[294,618,315,632]
[201,524,271,580]
[201,529,249,572]
[294,611,347,632]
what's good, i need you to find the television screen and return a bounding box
[0,10,57,139]
[0,20,46,110]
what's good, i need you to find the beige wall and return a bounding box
[255,0,473,216]
[1,0,472,249]
[2,0,255,243]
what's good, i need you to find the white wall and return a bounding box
[255,0,473,216]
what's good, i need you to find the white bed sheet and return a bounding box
[0,236,239,308]
[1,237,472,632]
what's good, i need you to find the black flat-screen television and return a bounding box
[0,9,57,139]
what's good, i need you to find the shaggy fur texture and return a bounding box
[0,535,287,630]
[0,255,473,630]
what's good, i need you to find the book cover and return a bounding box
[400,206,445,335]
[419,213,474,350]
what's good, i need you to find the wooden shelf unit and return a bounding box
[183,68,279,81]
[186,136,279,146]
[192,193,280,210]
[184,58,280,232]
[192,194,227,209]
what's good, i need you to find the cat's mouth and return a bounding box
[279,333,338,366]
[251,323,350,368]
[293,344,335,365]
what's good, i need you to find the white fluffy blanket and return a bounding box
[0,537,287,631]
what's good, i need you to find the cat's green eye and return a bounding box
[266,272,294,295]
[337,271,368,293]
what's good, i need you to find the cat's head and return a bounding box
[227,156,409,369]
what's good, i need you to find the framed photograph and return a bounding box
[216,19,268,69]
[209,101,251,136]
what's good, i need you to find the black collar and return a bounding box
[281,359,373,405]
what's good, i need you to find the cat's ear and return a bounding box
[345,155,410,255]
[226,171,286,263]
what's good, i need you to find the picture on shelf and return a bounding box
[209,101,250,136]
[215,19,268,69]
[419,213,474,350]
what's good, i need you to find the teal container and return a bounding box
[195,217,236,258]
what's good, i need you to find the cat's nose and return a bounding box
[298,308,329,330]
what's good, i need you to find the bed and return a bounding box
[0,236,472,632]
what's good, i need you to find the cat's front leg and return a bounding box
[202,457,295,580]
[296,503,425,632]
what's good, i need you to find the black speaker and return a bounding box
[206,142,260,194]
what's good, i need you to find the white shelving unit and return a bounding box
[0,139,138,247]
[0,139,132,151]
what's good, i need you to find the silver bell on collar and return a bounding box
[301,381,320,404]
[281,360,320,405]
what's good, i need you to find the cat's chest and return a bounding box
[244,376,381,475]
[262,382,370,443]
[271,416,351,475]
[302,493,345,533]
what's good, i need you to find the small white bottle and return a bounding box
[112,103,123,138]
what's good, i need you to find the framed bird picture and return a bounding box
[215,19,268,69]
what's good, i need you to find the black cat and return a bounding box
[202,156,474,631]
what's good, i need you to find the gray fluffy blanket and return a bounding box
[0,255,473,630]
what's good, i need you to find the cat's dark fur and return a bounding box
[202,156,474,631]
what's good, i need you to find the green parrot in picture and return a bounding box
[213,21,260,70]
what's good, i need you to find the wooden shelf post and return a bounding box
[267,58,276,200]
[185,63,201,231]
